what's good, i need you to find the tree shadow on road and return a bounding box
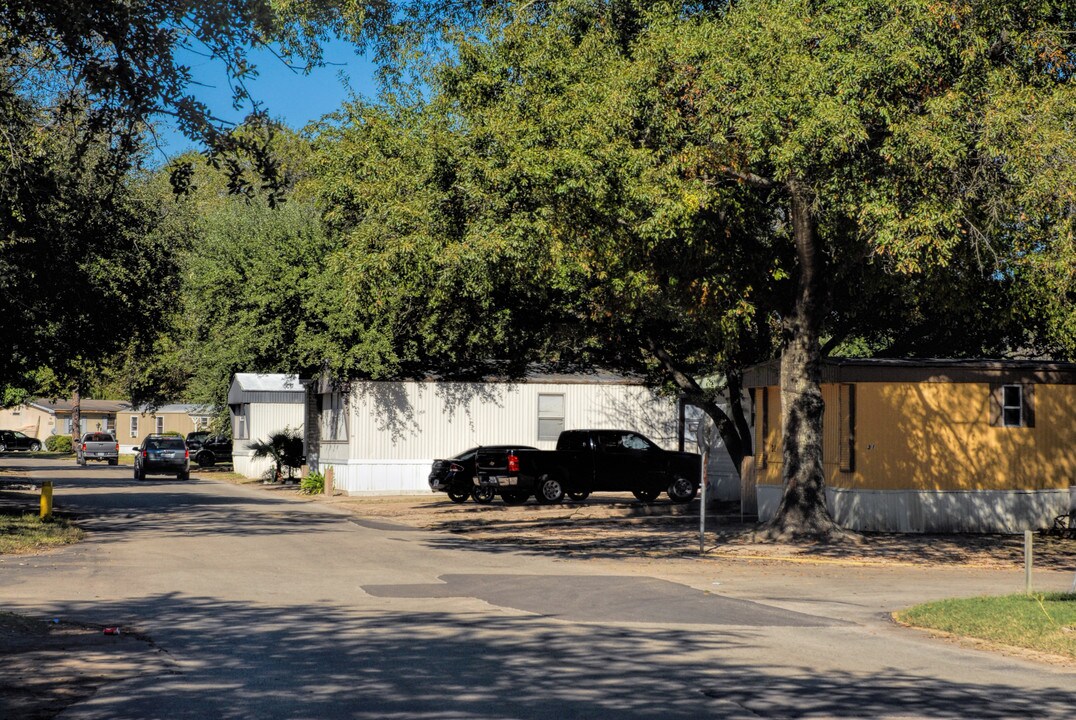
[6,593,1073,719]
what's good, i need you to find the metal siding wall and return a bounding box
[853,382,1075,492]
[756,485,1070,532]
[328,381,680,495]
[248,402,305,442]
[758,387,783,486]
[230,402,306,478]
[1037,385,1076,491]
[758,381,1076,530]
[346,381,679,461]
[240,391,305,405]
[821,384,840,482]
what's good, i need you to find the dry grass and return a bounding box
[0,510,83,554]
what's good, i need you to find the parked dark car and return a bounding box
[475,430,701,505]
[0,430,42,453]
[429,445,537,503]
[185,431,211,452]
[134,434,190,481]
[192,435,232,467]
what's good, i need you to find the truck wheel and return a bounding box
[567,491,590,502]
[471,487,496,504]
[108,458,118,466]
[632,489,660,503]
[501,489,529,505]
[196,451,216,467]
[447,488,470,503]
[535,474,565,504]
[667,476,698,503]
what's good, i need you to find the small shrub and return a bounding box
[45,435,73,453]
[300,471,325,495]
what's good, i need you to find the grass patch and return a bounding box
[0,511,84,554]
[895,593,1076,660]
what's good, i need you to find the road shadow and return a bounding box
[408,502,1076,570]
[9,593,1074,719]
[0,482,348,544]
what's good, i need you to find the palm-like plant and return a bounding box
[248,427,304,482]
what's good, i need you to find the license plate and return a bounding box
[163,452,175,458]
[481,476,517,487]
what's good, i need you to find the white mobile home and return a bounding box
[228,373,306,478]
[310,372,690,496]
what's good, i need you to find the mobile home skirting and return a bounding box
[323,459,434,496]
[756,484,1074,533]
[232,452,275,480]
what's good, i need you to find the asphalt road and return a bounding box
[2,457,1074,719]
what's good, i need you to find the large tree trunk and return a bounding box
[766,182,838,538]
[646,339,749,473]
[725,369,753,457]
[71,383,81,446]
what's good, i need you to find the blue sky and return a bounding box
[151,38,379,161]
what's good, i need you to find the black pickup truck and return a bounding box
[474,429,700,505]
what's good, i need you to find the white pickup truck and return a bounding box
[77,432,119,466]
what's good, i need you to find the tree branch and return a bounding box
[645,338,747,472]
[717,166,777,189]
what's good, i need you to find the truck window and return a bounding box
[595,431,624,453]
[556,432,590,452]
[621,433,654,451]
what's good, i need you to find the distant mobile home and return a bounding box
[0,398,127,439]
[116,404,214,452]
[307,372,715,496]
[228,374,306,478]
[744,358,1076,533]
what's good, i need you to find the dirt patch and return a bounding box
[321,492,1076,570]
[0,614,168,720]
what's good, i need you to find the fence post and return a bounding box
[1024,530,1033,595]
[324,466,335,499]
[40,481,53,520]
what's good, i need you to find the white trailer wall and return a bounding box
[228,374,306,479]
[319,379,680,495]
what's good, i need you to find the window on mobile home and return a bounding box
[1002,385,1023,427]
[537,394,564,441]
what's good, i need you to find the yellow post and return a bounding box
[40,481,53,520]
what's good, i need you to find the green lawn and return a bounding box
[0,511,84,554]
[895,593,1076,660]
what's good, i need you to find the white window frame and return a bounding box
[1002,385,1023,427]
[130,416,139,438]
[537,393,565,442]
[234,404,249,440]
[155,416,164,434]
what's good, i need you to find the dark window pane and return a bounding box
[1003,407,1022,427]
[1003,385,1022,408]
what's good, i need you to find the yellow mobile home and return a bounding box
[744,358,1076,533]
